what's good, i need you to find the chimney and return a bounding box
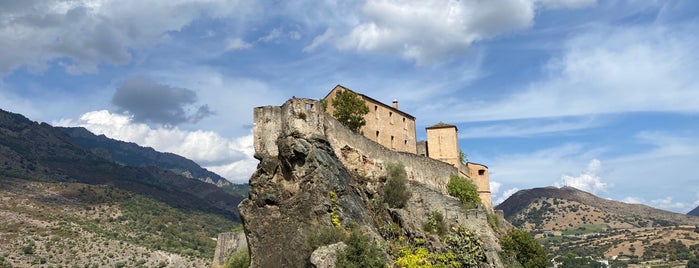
[392,99,398,109]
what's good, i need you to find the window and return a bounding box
[478,169,486,176]
[375,105,378,118]
[376,131,380,138]
[391,136,395,149]
[306,103,313,111]
[389,112,393,124]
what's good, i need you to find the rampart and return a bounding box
[254,98,488,206]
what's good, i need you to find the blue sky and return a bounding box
[1,0,698,213]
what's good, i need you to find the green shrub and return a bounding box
[336,229,386,268]
[223,248,250,268]
[500,228,549,268]
[382,163,411,208]
[306,225,346,257]
[447,175,481,207]
[443,225,487,266]
[423,211,447,236]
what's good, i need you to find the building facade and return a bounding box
[324,85,417,154]
[323,85,492,208]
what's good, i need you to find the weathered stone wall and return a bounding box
[254,98,461,198]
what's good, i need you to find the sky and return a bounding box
[1,0,698,213]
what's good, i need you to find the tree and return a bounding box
[447,175,481,207]
[331,90,369,132]
[500,228,550,268]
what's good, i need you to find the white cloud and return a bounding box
[55,110,256,183]
[537,0,596,9]
[621,196,644,204]
[650,197,691,211]
[335,0,535,64]
[458,116,602,138]
[258,28,282,43]
[495,187,520,205]
[433,24,699,123]
[0,0,247,75]
[555,159,608,194]
[303,28,335,52]
[226,38,252,51]
[490,181,502,195]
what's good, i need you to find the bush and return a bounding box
[447,175,481,207]
[382,163,411,208]
[500,228,550,268]
[223,248,250,268]
[306,225,346,257]
[423,211,447,236]
[336,229,386,268]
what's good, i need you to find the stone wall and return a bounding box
[254,98,469,199]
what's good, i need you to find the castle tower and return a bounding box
[425,122,493,209]
[425,122,460,167]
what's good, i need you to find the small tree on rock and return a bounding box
[331,90,369,132]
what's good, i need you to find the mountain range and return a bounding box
[57,126,231,187]
[496,186,699,266]
[0,108,246,267]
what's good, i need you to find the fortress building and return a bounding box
[323,85,492,209]
[324,85,417,154]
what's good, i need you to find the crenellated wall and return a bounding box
[254,98,493,209]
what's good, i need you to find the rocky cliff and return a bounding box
[236,98,506,267]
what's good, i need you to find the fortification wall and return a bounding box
[254,98,462,197]
[253,98,494,208]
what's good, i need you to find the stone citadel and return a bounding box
[323,85,492,208]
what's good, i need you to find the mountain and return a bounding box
[689,206,699,217]
[0,108,243,219]
[497,186,699,229]
[496,186,699,265]
[58,126,231,187]
[0,108,246,266]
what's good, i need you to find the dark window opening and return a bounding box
[306,103,313,111]
[478,169,486,176]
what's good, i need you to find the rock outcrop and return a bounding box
[236,98,506,267]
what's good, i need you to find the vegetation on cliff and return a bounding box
[447,174,481,208]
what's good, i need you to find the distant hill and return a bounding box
[58,126,232,187]
[0,108,243,219]
[497,186,699,229]
[689,206,699,217]
[496,186,699,264]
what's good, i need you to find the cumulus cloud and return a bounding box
[426,23,699,123]
[650,197,691,211]
[0,0,245,75]
[495,187,520,205]
[112,77,213,126]
[536,0,596,9]
[55,110,255,183]
[555,159,608,194]
[226,38,252,51]
[490,181,502,195]
[621,196,644,204]
[335,0,534,64]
